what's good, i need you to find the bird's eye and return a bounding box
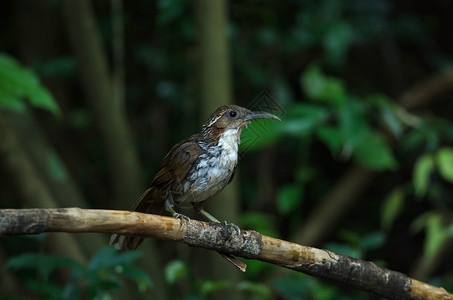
[229,110,237,118]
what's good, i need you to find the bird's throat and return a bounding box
[217,128,240,157]
[185,128,240,202]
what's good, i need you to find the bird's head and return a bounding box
[202,105,280,144]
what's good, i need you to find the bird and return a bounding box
[110,104,280,270]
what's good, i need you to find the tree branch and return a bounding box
[0,208,451,300]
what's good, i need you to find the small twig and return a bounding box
[0,208,451,300]
[399,69,453,110]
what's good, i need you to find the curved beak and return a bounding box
[243,111,281,121]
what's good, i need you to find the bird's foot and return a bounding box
[222,220,241,236]
[173,213,190,231]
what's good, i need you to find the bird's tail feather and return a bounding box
[110,188,164,251]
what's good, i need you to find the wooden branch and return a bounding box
[1,208,451,300]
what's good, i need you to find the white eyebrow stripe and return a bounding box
[205,114,223,128]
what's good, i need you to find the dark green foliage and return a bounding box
[272,274,355,300]
[1,0,453,298]
[165,259,188,284]
[0,54,60,116]
[5,247,152,299]
[243,65,399,171]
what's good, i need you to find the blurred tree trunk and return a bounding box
[12,0,106,256]
[196,0,242,297]
[6,111,107,255]
[294,166,375,246]
[62,0,142,207]
[62,1,168,298]
[0,112,86,263]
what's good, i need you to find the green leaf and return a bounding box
[6,253,84,280]
[413,213,450,259]
[36,56,76,78]
[446,224,453,237]
[26,87,60,116]
[410,212,433,234]
[165,260,187,284]
[200,280,230,296]
[157,0,190,24]
[287,103,329,120]
[424,214,448,258]
[358,231,386,251]
[369,94,403,138]
[237,281,272,299]
[413,154,435,198]
[323,21,354,66]
[277,184,303,215]
[324,242,361,259]
[120,265,153,292]
[240,103,328,151]
[338,103,369,155]
[238,260,272,281]
[68,108,93,129]
[0,53,60,116]
[240,119,283,151]
[275,105,326,136]
[295,166,316,185]
[0,89,27,112]
[26,279,64,299]
[240,212,278,238]
[380,107,403,138]
[436,147,453,183]
[301,64,346,105]
[316,126,342,156]
[89,247,142,270]
[402,129,428,150]
[338,229,360,248]
[46,150,68,183]
[353,131,398,170]
[272,276,309,298]
[381,187,405,230]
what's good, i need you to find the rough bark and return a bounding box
[1,208,451,300]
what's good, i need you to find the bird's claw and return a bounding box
[223,220,241,235]
[173,213,190,231]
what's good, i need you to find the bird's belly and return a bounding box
[181,148,237,204]
[190,166,231,198]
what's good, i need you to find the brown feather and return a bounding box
[110,135,204,250]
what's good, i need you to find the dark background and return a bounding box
[0,0,452,299]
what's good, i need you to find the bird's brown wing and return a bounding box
[131,134,204,212]
[150,135,204,193]
[110,135,204,250]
